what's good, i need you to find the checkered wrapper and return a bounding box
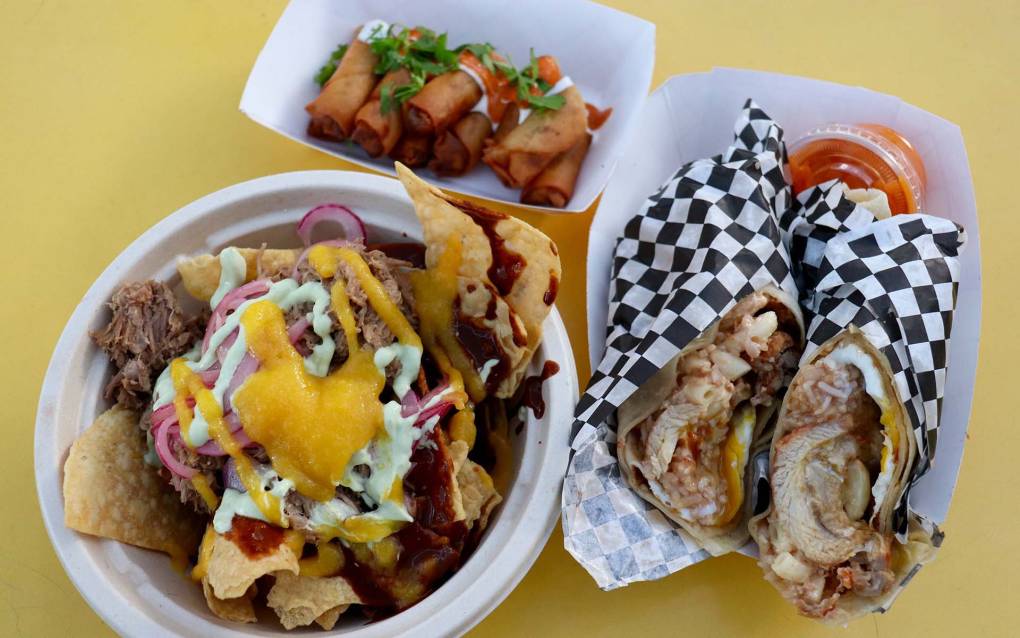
[562,100,798,590]
[783,181,967,534]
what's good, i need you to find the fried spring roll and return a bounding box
[488,102,521,149]
[351,68,412,157]
[389,133,433,168]
[405,71,483,136]
[482,85,587,188]
[428,112,492,176]
[306,37,379,141]
[521,133,592,208]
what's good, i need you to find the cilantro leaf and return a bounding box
[314,43,349,87]
[524,92,566,110]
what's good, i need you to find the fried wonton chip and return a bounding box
[396,163,561,395]
[178,248,299,303]
[314,605,349,631]
[267,572,362,630]
[206,531,299,600]
[457,456,502,530]
[202,578,257,624]
[63,406,204,559]
[447,439,470,522]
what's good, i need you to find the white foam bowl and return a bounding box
[35,170,578,637]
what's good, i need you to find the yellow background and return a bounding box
[2,1,1015,636]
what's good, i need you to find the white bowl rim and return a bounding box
[34,169,578,637]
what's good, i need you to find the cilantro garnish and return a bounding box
[314,43,349,87]
[369,25,460,114]
[314,27,566,112]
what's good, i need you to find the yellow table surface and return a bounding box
[3,1,1015,636]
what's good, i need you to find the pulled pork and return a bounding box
[292,241,417,372]
[92,281,203,410]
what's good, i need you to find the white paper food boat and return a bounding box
[587,67,981,531]
[240,0,655,213]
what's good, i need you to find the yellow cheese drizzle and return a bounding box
[308,245,422,349]
[318,479,408,544]
[408,236,475,404]
[170,359,285,525]
[299,542,344,577]
[234,299,384,502]
[190,474,220,511]
[190,525,217,581]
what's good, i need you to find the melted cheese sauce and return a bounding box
[409,237,479,403]
[234,298,386,502]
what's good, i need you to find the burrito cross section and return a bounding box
[618,286,803,555]
[749,328,936,624]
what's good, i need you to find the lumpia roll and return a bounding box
[428,112,492,176]
[405,71,483,136]
[482,85,587,188]
[351,68,412,157]
[521,133,592,208]
[489,102,520,148]
[389,133,433,168]
[306,37,379,141]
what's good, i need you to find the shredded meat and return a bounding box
[293,241,417,363]
[636,291,799,526]
[92,281,203,410]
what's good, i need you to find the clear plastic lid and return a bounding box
[787,123,927,214]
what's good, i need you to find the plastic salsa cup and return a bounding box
[787,123,927,214]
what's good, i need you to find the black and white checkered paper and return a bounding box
[562,101,798,589]
[781,180,967,534]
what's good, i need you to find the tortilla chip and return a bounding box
[447,439,470,522]
[267,572,362,630]
[395,163,561,395]
[63,406,204,559]
[202,578,257,623]
[457,456,502,531]
[178,248,298,302]
[314,605,350,630]
[206,531,299,600]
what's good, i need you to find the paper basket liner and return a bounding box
[781,180,966,533]
[563,100,797,589]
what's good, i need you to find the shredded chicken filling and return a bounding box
[635,292,798,526]
[764,357,894,618]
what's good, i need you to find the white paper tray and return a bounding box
[240,0,655,213]
[585,68,981,526]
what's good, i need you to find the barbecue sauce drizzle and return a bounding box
[450,198,526,296]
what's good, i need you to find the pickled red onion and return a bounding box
[296,204,366,247]
[202,279,271,353]
[154,421,196,478]
[194,427,253,456]
[288,316,311,343]
[291,239,348,278]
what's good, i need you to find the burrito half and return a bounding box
[748,327,937,623]
[617,286,804,555]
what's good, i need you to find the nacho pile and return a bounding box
[64,165,559,628]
